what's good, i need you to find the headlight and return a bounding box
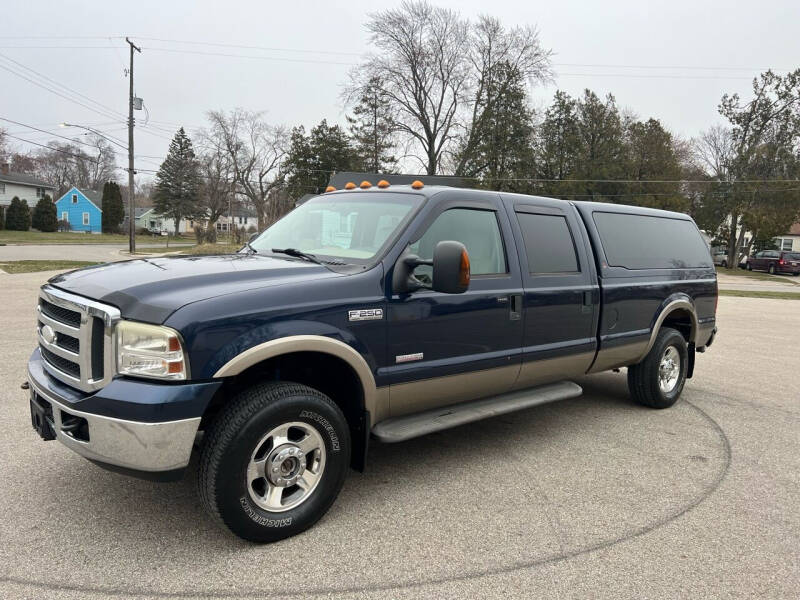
[115,321,188,380]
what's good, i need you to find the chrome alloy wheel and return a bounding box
[658,346,681,393]
[246,421,326,512]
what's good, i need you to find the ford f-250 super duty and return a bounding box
[27,181,717,542]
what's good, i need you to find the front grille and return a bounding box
[40,298,81,328]
[37,287,120,392]
[41,347,81,378]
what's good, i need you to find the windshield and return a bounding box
[250,192,422,263]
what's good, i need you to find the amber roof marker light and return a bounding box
[325,186,336,193]
[411,180,424,189]
[377,180,390,188]
[360,181,372,189]
[344,182,356,190]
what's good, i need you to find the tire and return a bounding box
[627,327,688,409]
[768,264,776,275]
[198,382,351,542]
[746,262,752,271]
[721,260,727,268]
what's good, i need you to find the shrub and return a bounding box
[57,219,71,232]
[204,224,217,244]
[5,197,31,231]
[101,182,124,233]
[0,207,5,230]
[32,195,58,232]
[247,224,258,233]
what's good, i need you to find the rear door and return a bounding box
[384,191,524,416]
[501,195,599,390]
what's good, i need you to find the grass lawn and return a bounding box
[178,243,241,255]
[719,289,800,300]
[0,260,100,274]
[715,266,800,286]
[0,230,192,245]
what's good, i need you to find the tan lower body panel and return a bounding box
[511,351,595,391]
[588,340,648,373]
[389,363,520,418]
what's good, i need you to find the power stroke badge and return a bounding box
[348,308,384,322]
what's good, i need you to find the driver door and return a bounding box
[383,192,524,417]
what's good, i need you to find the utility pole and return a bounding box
[126,37,141,254]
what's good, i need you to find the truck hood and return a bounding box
[48,254,339,323]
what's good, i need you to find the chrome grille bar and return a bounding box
[37,286,120,392]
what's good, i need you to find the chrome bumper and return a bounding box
[28,366,200,473]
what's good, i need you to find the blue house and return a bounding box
[55,187,102,233]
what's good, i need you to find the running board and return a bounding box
[372,381,583,443]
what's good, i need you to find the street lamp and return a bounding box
[60,123,128,150]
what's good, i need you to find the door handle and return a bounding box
[510,294,522,321]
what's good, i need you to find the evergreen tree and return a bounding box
[346,77,397,173]
[5,197,30,231]
[153,128,202,233]
[101,181,124,233]
[455,62,535,192]
[0,206,5,230]
[285,120,358,198]
[32,194,58,232]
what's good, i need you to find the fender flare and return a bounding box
[636,298,698,362]
[212,335,378,416]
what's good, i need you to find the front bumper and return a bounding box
[28,349,221,479]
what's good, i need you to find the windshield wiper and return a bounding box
[271,247,324,264]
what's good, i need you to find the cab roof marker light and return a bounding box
[344,182,356,190]
[377,180,390,188]
[325,185,336,193]
[411,180,424,189]
[360,181,372,189]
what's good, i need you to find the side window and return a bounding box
[410,208,506,277]
[516,212,579,273]
[72,194,78,204]
[82,212,90,225]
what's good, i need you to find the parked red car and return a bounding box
[746,250,800,275]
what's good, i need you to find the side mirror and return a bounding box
[431,240,470,294]
[392,241,470,294]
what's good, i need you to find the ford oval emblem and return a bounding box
[41,324,56,345]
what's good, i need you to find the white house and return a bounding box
[216,208,258,233]
[774,223,800,252]
[0,164,56,218]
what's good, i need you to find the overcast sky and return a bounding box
[2,0,798,180]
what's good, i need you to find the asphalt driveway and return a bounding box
[0,271,797,599]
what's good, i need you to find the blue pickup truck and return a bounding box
[27,181,717,541]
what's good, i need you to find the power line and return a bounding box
[132,36,364,57]
[0,59,124,123]
[0,116,123,150]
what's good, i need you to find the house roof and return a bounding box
[57,187,103,212]
[0,171,55,188]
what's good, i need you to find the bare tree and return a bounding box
[454,16,552,175]
[198,147,234,233]
[204,109,287,229]
[32,135,117,196]
[346,1,471,175]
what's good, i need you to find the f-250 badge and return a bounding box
[348,308,384,322]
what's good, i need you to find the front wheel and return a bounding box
[746,262,752,271]
[627,327,688,409]
[198,382,351,542]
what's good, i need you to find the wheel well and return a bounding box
[202,351,368,470]
[662,309,694,343]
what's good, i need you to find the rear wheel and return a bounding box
[199,382,351,542]
[627,327,688,409]
[768,264,776,274]
[746,262,752,271]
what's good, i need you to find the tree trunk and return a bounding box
[726,212,738,269]
[174,217,181,238]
